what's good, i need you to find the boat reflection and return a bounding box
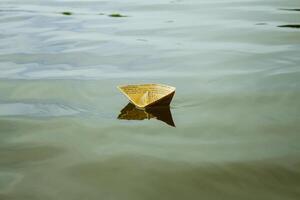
[118,103,175,127]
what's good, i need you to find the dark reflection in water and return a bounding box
[118,103,175,127]
[278,24,300,29]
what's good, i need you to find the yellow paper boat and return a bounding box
[117,84,175,109]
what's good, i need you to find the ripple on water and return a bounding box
[0,172,23,193]
[64,155,300,200]
[0,102,83,117]
[0,144,65,169]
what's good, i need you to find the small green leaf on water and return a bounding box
[279,8,300,12]
[108,13,127,17]
[61,11,72,16]
[278,24,300,29]
[256,23,267,25]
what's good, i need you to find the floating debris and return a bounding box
[278,24,300,29]
[256,22,267,25]
[61,11,72,16]
[279,8,300,12]
[118,84,175,109]
[108,13,127,17]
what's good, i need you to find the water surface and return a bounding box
[0,0,300,199]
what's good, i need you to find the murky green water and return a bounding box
[1,0,300,199]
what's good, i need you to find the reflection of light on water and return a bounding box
[118,103,175,127]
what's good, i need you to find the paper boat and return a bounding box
[117,84,175,109]
[118,103,175,127]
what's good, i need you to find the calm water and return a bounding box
[1,0,300,199]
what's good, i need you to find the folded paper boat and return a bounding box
[117,84,175,109]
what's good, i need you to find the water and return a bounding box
[0,0,300,199]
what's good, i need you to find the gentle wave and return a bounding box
[0,102,84,117]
